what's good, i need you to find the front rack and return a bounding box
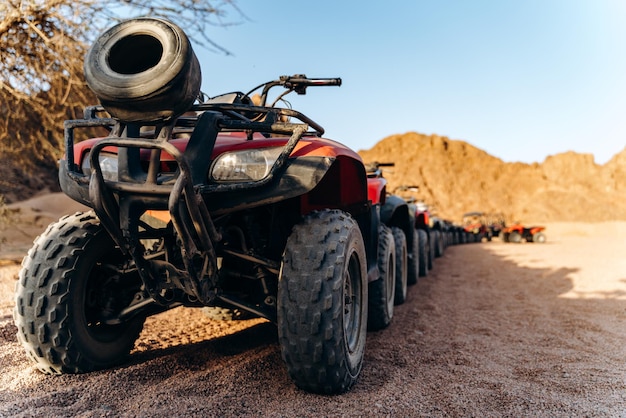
[62,103,316,306]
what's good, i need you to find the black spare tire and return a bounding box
[84,18,201,123]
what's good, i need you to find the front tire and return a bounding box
[406,229,419,285]
[368,225,395,331]
[14,212,145,374]
[428,230,435,269]
[434,230,444,257]
[278,210,368,394]
[509,231,522,243]
[391,227,408,305]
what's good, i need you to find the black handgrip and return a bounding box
[306,78,342,86]
[284,75,342,87]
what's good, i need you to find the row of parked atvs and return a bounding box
[12,17,537,398]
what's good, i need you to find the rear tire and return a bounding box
[278,210,368,394]
[417,229,429,277]
[406,229,419,285]
[14,212,145,374]
[368,225,395,331]
[391,227,408,305]
[532,232,547,243]
[428,230,435,269]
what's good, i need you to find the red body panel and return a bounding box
[416,211,429,227]
[502,224,545,234]
[72,132,363,167]
[366,178,386,206]
[74,131,368,221]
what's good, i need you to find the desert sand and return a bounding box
[1,194,625,416]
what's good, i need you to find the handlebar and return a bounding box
[245,74,342,102]
[365,161,395,171]
[197,74,342,136]
[282,75,342,88]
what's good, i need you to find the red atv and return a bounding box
[393,185,432,278]
[462,211,491,242]
[13,18,409,394]
[365,163,417,307]
[501,223,547,243]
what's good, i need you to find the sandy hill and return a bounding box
[358,132,626,224]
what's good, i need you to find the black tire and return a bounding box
[84,18,201,122]
[428,230,435,269]
[14,212,145,374]
[417,229,429,277]
[434,230,444,257]
[406,229,419,286]
[368,225,395,331]
[509,231,522,243]
[391,227,408,305]
[532,232,547,243]
[278,210,368,394]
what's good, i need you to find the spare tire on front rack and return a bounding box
[83,17,201,123]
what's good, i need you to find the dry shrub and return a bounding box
[0,0,242,201]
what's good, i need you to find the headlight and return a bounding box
[81,151,119,181]
[210,147,283,182]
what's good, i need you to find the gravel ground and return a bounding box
[1,219,625,417]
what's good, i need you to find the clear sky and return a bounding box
[194,0,626,165]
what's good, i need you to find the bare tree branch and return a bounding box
[0,0,242,184]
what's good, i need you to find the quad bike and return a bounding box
[393,185,432,278]
[413,200,437,275]
[441,219,465,246]
[462,211,491,242]
[486,212,506,238]
[365,162,416,305]
[429,216,448,258]
[13,18,404,394]
[501,223,547,243]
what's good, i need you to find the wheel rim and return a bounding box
[81,253,142,343]
[344,248,363,353]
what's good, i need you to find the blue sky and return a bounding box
[194,1,626,164]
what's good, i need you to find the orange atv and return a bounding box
[500,223,547,243]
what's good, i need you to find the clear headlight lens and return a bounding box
[81,151,119,181]
[210,147,283,182]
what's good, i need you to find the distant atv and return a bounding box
[13,18,410,394]
[501,223,547,243]
[486,212,506,239]
[462,211,490,242]
[430,215,449,258]
[393,185,432,278]
[412,199,435,277]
